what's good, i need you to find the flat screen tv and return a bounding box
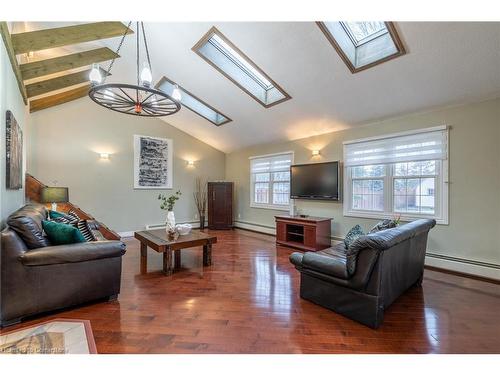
[290,161,340,201]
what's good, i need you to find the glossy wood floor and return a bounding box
[2,229,500,353]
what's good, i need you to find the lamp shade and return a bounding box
[40,187,69,203]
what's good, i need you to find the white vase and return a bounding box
[166,211,176,234]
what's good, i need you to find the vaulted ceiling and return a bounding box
[9,22,500,153]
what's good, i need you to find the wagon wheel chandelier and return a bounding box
[88,22,181,117]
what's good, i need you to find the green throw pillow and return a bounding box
[344,224,365,249]
[42,220,86,245]
[49,210,66,219]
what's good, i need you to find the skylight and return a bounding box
[317,21,406,73]
[157,77,231,126]
[192,27,291,108]
[341,22,387,46]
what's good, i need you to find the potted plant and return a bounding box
[193,178,207,230]
[158,190,182,238]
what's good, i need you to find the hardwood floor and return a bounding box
[2,229,499,353]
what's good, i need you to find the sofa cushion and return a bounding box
[49,210,96,242]
[344,219,437,276]
[77,220,96,242]
[368,219,398,234]
[7,204,50,249]
[19,241,126,266]
[42,220,86,245]
[344,224,364,249]
[49,210,78,225]
[86,220,104,241]
[302,243,350,279]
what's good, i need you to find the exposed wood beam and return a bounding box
[0,22,28,104]
[11,22,133,55]
[30,84,90,113]
[20,47,118,81]
[26,68,109,98]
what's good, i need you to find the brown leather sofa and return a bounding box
[290,219,436,328]
[0,204,126,327]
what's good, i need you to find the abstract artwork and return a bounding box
[5,110,23,190]
[133,135,173,189]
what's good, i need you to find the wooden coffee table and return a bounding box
[134,229,217,275]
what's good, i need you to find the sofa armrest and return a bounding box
[290,252,304,268]
[302,252,349,279]
[19,241,126,266]
[290,251,349,279]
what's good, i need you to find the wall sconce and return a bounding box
[312,150,321,156]
[99,153,110,160]
[187,160,195,167]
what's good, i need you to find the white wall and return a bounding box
[0,29,28,226]
[226,98,500,279]
[28,98,225,233]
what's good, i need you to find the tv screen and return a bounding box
[290,161,340,200]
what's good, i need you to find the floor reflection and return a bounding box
[253,251,292,318]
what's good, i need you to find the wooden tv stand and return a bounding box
[275,215,332,252]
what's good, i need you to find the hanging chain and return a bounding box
[136,21,140,87]
[102,21,132,84]
[141,22,152,76]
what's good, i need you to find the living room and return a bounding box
[1,0,499,371]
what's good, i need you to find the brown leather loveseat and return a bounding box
[0,204,126,327]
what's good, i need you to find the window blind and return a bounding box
[250,153,293,173]
[343,126,448,167]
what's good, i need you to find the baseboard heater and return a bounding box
[234,220,500,280]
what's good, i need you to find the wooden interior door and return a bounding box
[208,182,233,229]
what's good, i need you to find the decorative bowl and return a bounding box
[176,223,192,235]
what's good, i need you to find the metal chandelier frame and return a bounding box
[88,22,180,117]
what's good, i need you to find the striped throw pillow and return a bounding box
[68,209,97,242]
[77,220,96,242]
[50,210,78,226]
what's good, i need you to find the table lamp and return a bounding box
[40,187,69,211]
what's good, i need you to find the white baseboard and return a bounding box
[234,220,499,281]
[425,254,500,280]
[118,220,203,238]
[234,220,276,235]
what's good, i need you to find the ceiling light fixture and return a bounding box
[88,22,181,117]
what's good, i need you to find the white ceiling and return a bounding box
[17,22,500,153]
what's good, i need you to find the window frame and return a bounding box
[156,76,232,126]
[343,128,449,225]
[249,151,294,211]
[192,26,292,108]
[344,161,448,224]
[316,21,406,74]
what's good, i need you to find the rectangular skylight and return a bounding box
[317,21,406,73]
[157,77,231,126]
[192,27,291,108]
[341,22,388,46]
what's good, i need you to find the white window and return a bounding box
[343,126,449,224]
[250,152,293,210]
